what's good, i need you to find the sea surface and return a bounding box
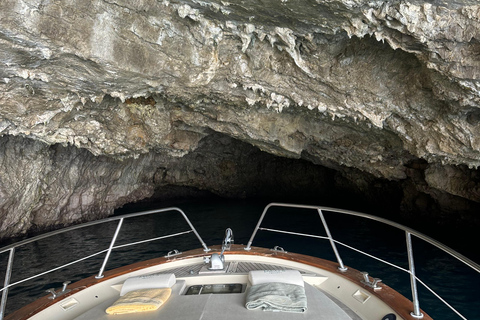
[0,198,478,319]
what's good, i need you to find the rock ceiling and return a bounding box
[0,0,480,237]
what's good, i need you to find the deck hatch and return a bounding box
[185,284,244,295]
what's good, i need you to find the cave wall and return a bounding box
[0,132,407,239]
[0,135,158,237]
[2,130,479,239]
[1,0,480,237]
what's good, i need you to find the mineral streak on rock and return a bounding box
[0,0,480,237]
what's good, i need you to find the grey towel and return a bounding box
[245,282,307,313]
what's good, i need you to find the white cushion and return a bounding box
[248,270,304,287]
[120,273,176,296]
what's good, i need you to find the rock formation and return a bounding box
[1,0,480,238]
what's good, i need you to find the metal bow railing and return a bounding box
[0,207,210,320]
[244,203,480,320]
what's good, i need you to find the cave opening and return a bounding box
[115,132,480,262]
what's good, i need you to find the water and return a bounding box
[1,198,479,319]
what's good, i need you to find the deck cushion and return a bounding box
[120,273,176,296]
[248,270,304,287]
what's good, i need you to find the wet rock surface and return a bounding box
[1,0,480,237]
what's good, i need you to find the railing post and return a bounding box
[318,209,347,272]
[96,219,124,279]
[0,248,15,320]
[244,204,271,251]
[176,209,210,252]
[406,232,424,319]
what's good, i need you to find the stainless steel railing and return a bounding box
[0,207,210,320]
[244,203,480,320]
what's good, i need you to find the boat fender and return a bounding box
[382,314,396,320]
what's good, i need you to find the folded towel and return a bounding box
[106,288,171,315]
[248,270,304,287]
[120,273,176,296]
[245,282,307,313]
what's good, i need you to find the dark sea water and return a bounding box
[1,198,479,319]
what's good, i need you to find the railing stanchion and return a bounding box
[244,204,272,250]
[177,209,210,252]
[406,232,424,319]
[0,248,15,320]
[318,209,347,272]
[96,219,124,279]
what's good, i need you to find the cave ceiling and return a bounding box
[0,0,480,237]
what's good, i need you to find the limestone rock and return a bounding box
[0,135,158,238]
[0,0,480,236]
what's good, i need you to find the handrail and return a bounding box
[0,249,14,320]
[0,207,210,320]
[244,202,480,320]
[1,203,478,319]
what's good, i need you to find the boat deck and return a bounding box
[4,203,475,320]
[7,246,431,320]
[74,279,358,320]
[70,258,360,319]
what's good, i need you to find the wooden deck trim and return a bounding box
[6,245,432,320]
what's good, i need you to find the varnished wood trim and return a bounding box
[6,245,432,320]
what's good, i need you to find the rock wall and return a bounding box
[0,135,157,238]
[0,132,407,239]
[1,0,480,237]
